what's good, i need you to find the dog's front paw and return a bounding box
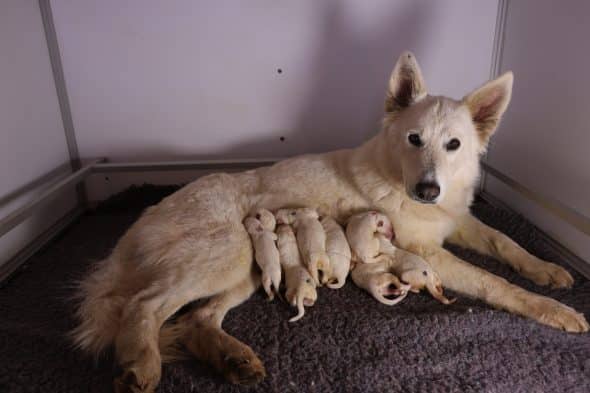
[522,260,574,289]
[530,296,588,333]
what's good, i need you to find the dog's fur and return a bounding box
[73,52,589,392]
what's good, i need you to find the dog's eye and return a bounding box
[255,214,261,219]
[290,211,296,216]
[377,220,383,227]
[446,138,461,151]
[408,133,423,147]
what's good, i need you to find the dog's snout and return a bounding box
[415,182,440,202]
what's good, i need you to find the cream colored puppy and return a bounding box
[243,209,281,300]
[346,211,395,264]
[372,232,454,304]
[276,224,318,322]
[320,216,351,289]
[351,262,410,306]
[384,246,455,305]
[275,208,332,286]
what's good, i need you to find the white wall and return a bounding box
[0,1,76,267]
[485,0,590,262]
[51,0,499,163]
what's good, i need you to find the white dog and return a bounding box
[73,52,586,392]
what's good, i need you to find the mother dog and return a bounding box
[73,52,588,392]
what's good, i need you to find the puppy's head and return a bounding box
[295,207,319,221]
[382,51,513,205]
[369,211,394,239]
[276,223,294,236]
[243,216,263,235]
[252,208,276,231]
[275,208,295,225]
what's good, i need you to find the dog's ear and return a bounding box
[463,71,513,148]
[385,51,427,113]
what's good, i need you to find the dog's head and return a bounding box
[381,51,513,205]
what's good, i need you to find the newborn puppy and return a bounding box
[346,211,394,264]
[320,216,351,289]
[275,208,332,286]
[351,261,410,305]
[374,240,455,305]
[276,224,318,322]
[243,208,281,300]
[388,247,455,304]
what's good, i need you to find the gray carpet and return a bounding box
[1,185,589,393]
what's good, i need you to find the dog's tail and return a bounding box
[70,257,126,357]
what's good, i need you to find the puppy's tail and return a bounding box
[70,258,126,357]
[289,294,305,322]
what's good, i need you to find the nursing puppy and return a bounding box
[351,261,410,306]
[276,225,318,322]
[390,247,455,304]
[346,211,395,264]
[275,208,332,286]
[243,208,281,300]
[73,52,587,392]
[320,216,351,289]
[377,235,455,304]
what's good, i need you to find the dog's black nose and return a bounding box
[415,182,440,202]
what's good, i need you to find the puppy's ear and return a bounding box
[385,51,427,113]
[463,71,513,150]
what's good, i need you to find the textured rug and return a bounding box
[1,185,589,393]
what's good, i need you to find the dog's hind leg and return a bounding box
[178,269,266,385]
[113,228,255,392]
[113,285,168,393]
[449,214,574,288]
[412,244,588,333]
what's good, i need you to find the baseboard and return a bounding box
[479,190,590,280]
[0,206,85,284]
